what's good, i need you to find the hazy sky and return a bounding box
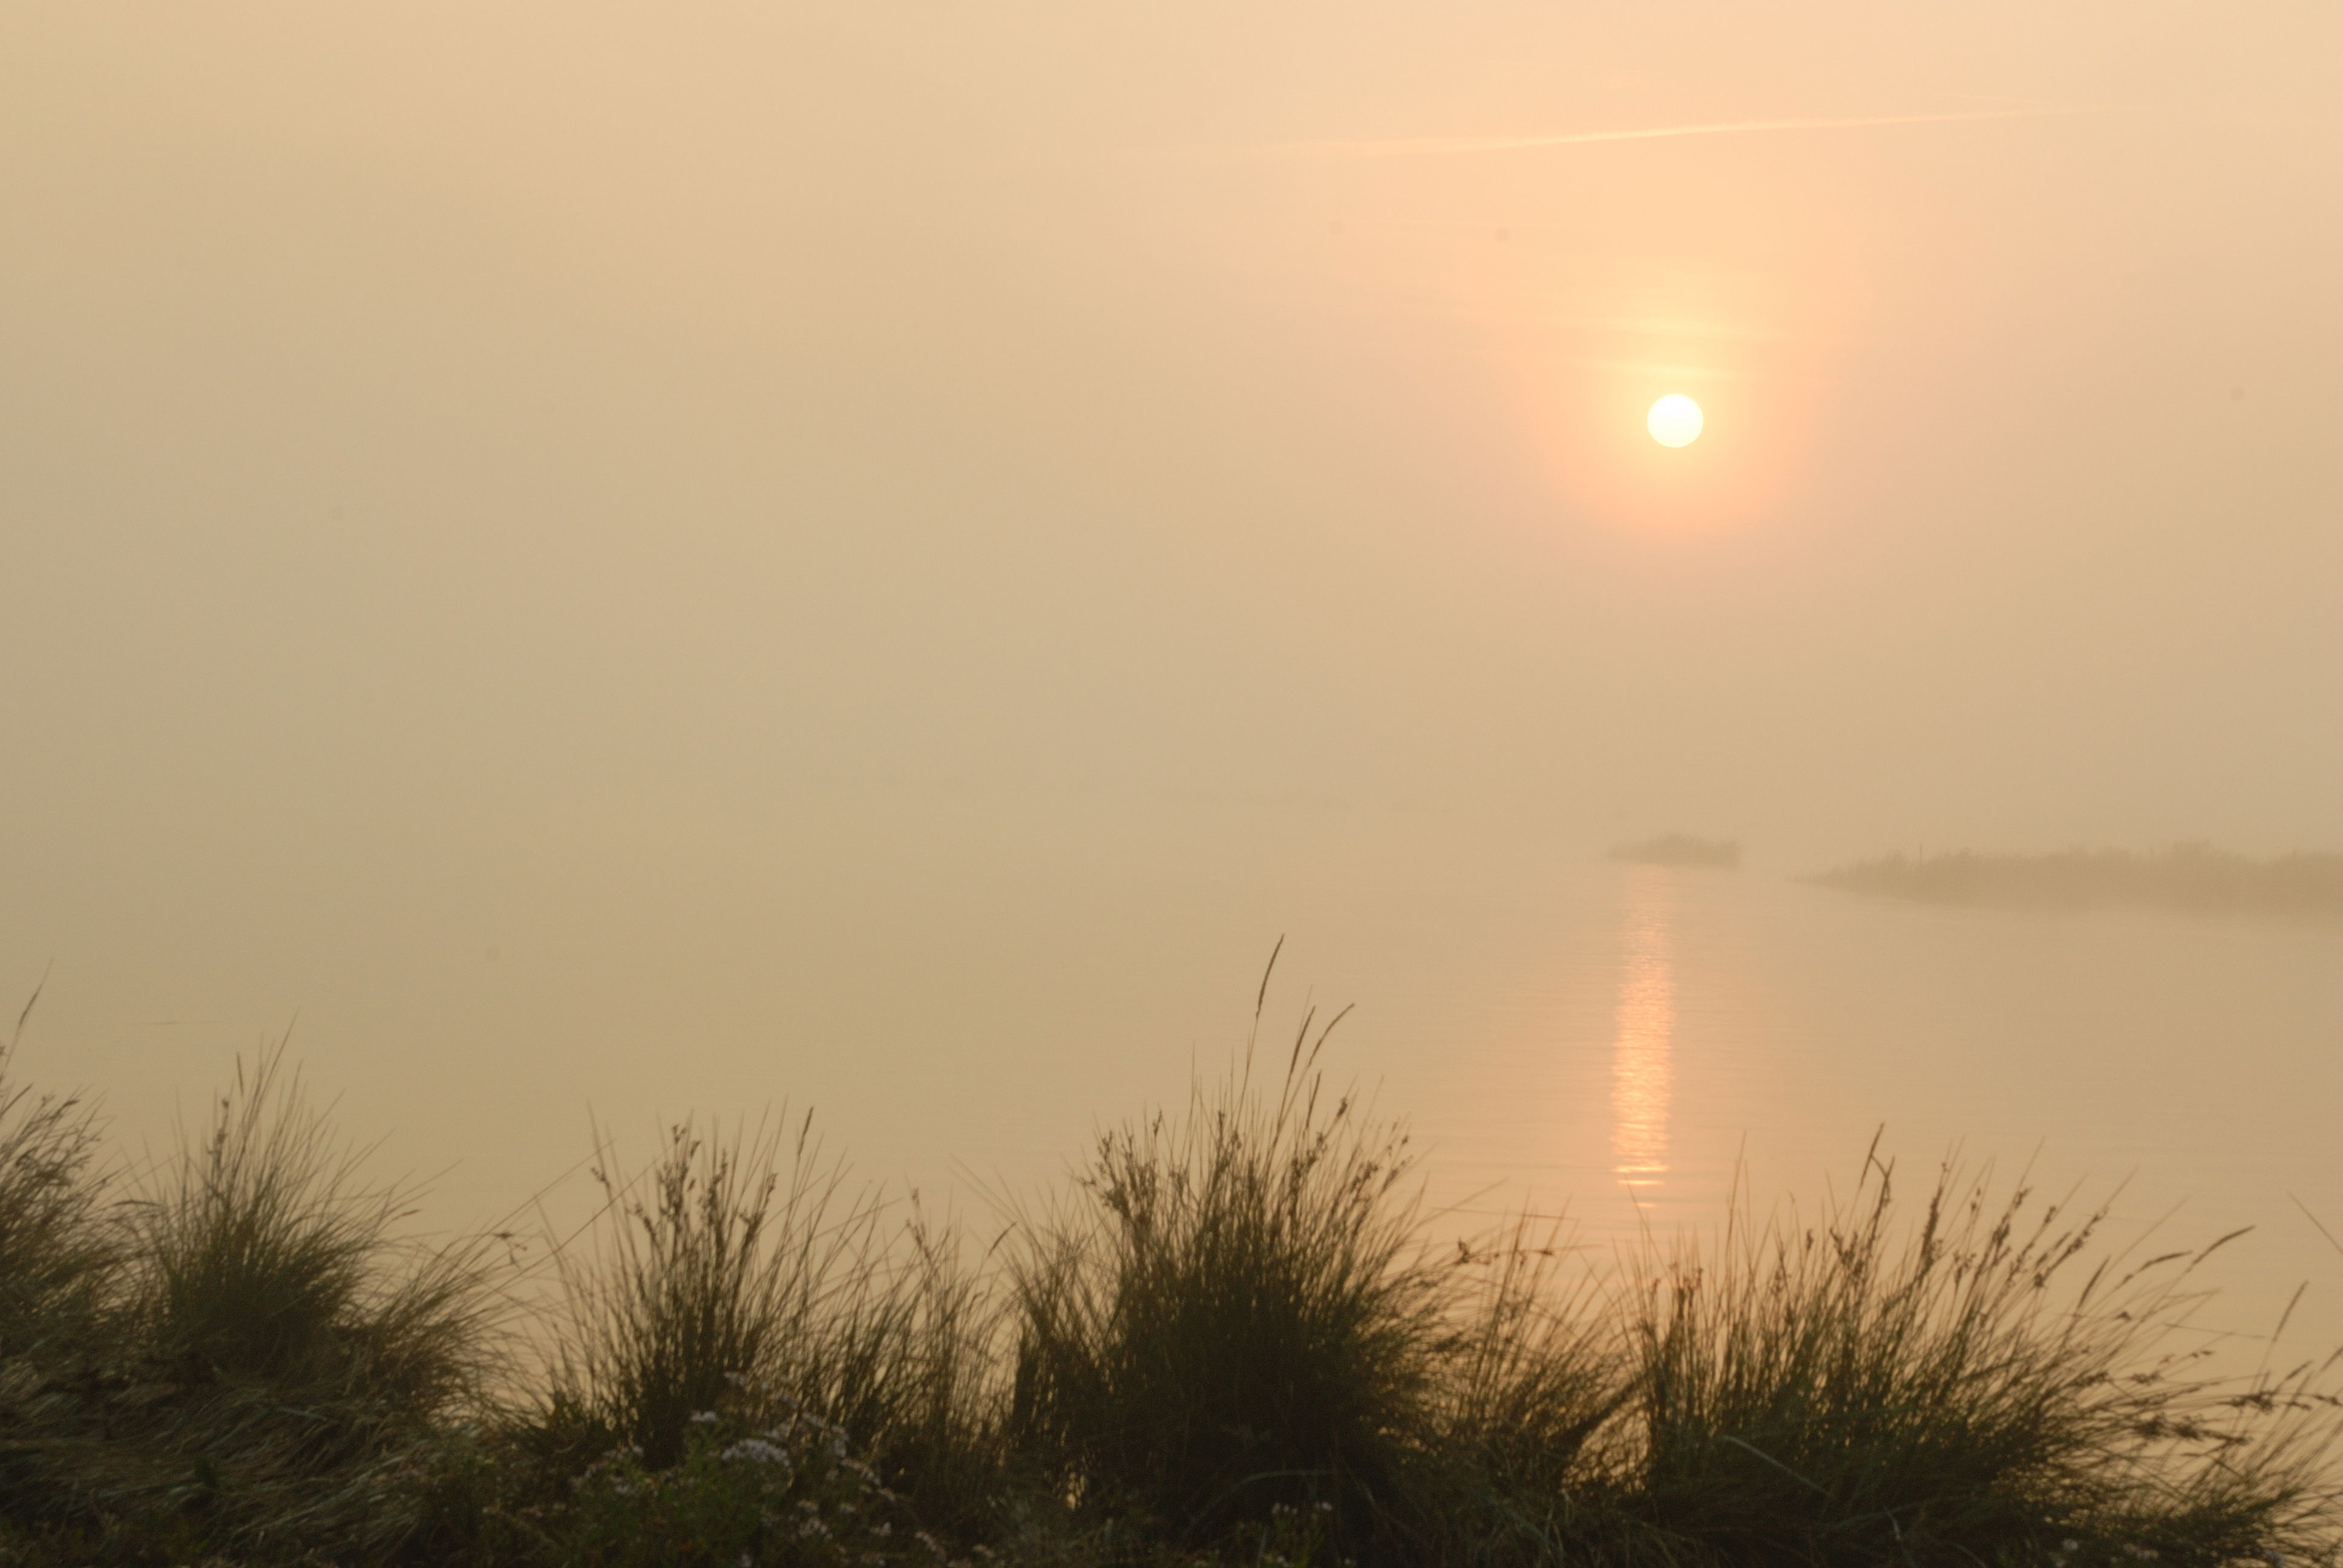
[5,6,2342,1215]
[8,2,2340,861]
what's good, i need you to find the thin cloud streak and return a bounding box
[1222,107,2094,161]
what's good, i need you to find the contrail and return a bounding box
[1223,106,2088,161]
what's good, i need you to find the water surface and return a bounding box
[16,792,2341,1363]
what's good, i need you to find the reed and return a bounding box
[127,1050,499,1403]
[0,1005,2335,1566]
[0,990,114,1361]
[1004,1002,1462,1559]
[534,1113,1004,1527]
[1424,1220,1628,1565]
[0,1041,503,1564]
[1600,1148,2343,1566]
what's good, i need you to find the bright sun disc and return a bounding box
[1647,394,1703,448]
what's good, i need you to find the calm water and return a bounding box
[18,793,2343,1363]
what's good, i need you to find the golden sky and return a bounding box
[5,1,2339,879]
[6,3,2343,1273]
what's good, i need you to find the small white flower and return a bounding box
[721,1438,792,1466]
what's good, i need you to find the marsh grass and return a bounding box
[0,990,114,1358]
[536,1112,1004,1530]
[0,1040,503,1563]
[1006,999,1466,1558]
[127,1049,503,1406]
[0,995,2338,1567]
[1605,1149,2343,1567]
[1000,1052,2342,1568]
[1427,1220,1627,1561]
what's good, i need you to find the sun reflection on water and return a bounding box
[1611,869,1675,1192]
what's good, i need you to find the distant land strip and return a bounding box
[1611,832,1741,869]
[1812,846,2343,921]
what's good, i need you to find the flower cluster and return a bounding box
[554,1386,963,1568]
[1241,1500,1339,1568]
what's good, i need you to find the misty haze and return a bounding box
[4,6,2340,1564]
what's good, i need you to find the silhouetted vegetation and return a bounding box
[1815,844,2343,921]
[1008,1019,1453,1558]
[2,993,2338,1567]
[0,1031,503,1565]
[1610,835,1742,869]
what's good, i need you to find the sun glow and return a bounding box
[1647,393,1704,447]
[1611,868,1675,1191]
[1461,249,1834,531]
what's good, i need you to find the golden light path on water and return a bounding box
[1610,867,1675,1193]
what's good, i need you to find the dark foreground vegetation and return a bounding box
[1814,846,2343,921]
[4,995,2338,1568]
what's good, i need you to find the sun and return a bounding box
[1647,394,1704,448]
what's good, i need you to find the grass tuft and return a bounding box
[0,985,2336,1567]
[537,1111,1002,1524]
[1006,1001,1456,1555]
[1608,1146,2342,1566]
[126,1044,505,1415]
[5,1040,502,1563]
[0,989,114,1360]
[1429,1217,1628,1562]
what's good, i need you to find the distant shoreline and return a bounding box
[1610,832,1741,869]
[1811,845,2343,921]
